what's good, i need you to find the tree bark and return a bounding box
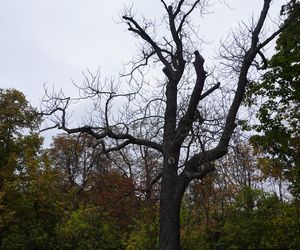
[159,169,189,250]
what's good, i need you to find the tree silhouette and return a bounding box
[41,0,296,248]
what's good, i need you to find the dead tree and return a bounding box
[41,0,295,249]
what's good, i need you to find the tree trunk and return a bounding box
[159,170,189,250]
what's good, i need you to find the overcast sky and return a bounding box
[0,0,286,144]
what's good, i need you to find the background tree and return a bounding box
[0,89,140,249]
[54,207,122,250]
[220,188,300,249]
[48,133,140,231]
[48,133,110,203]
[246,0,300,202]
[0,89,39,189]
[0,89,65,249]
[41,0,294,248]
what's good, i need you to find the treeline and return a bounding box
[0,88,299,249]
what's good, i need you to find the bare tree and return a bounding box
[41,0,295,248]
[48,133,108,190]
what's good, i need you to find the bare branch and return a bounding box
[217,0,272,153]
[174,0,185,17]
[256,50,268,70]
[122,15,173,73]
[179,0,290,182]
[199,82,221,101]
[177,0,201,36]
[166,2,185,71]
[160,0,169,13]
[143,171,163,193]
[257,9,297,50]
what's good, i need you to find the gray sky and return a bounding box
[0,0,286,144]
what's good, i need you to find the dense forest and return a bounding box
[1,0,300,249]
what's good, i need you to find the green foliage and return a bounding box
[1,88,299,249]
[0,137,65,249]
[180,180,225,250]
[178,187,300,250]
[0,89,40,185]
[124,205,159,250]
[220,188,300,250]
[181,223,221,250]
[0,89,65,249]
[0,88,39,136]
[245,1,300,200]
[55,207,121,250]
[0,88,126,249]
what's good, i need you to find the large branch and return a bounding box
[107,130,164,153]
[180,0,283,180]
[217,0,274,152]
[173,50,209,149]
[257,5,298,50]
[180,143,227,180]
[173,0,186,17]
[42,106,164,153]
[199,82,221,100]
[251,0,271,47]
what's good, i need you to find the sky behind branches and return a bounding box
[0,0,286,144]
